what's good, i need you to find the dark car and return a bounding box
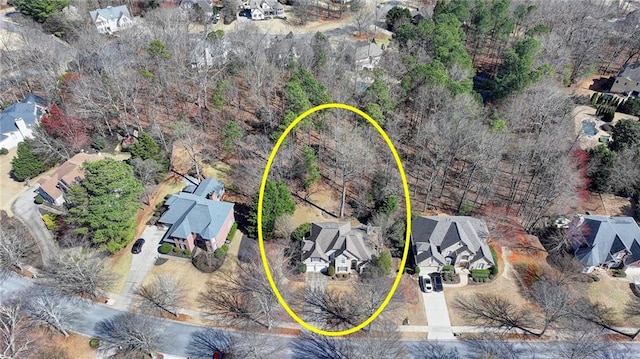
[131,238,145,254]
[430,272,444,292]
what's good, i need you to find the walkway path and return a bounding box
[11,187,59,267]
[421,290,455,340]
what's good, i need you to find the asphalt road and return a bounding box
[3,273,640,358]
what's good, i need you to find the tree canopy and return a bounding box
[12,0,69,23]
[610,119,640,152]
[65,159,143,253]
[11,141,47,182]
[247,180,296,239]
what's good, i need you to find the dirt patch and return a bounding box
[50,333,97,359]
[291,184,341,227]
[577,192,634,217]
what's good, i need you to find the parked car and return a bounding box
[419,275,433,293]
[430,272,444,292]
[131,238,145,254]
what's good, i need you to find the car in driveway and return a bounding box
[131,238,145,254]
[419,275,433,293]
[430,272,444,292]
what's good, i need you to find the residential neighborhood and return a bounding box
[2,0,640,358]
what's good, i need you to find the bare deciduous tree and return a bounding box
[94,313,164,359]
[410,341,462,359]
[21,287,78,338]
[0,215,37,277]
[136,275,185,317]
[199,248,286,329]
[0,300,32,359]
[37,248,116,300]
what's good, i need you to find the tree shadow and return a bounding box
[186,329,232,359]
[289,332,352,359]
[237,235,258,263]
[588,77,614,92]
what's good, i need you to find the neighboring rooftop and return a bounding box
[0,94,47,135]
[38,153,102,200]
[573,215,640,267]
[89,5,131,22]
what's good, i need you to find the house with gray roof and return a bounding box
[301,222,377,274]
[90,5,133,35]
[354,43,383,70]
[0,94,47,150]
[411,216,495,274]
[159,178,234,252]
[610,62,640,97]
[573,215,640,268]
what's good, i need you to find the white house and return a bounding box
[89,5,133,35]
[0,94,47,150]
[301,222,377,274]
[411,216,495,274]
[246,0,284,20]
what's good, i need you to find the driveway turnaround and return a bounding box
[422,291,455,340]
[113,225,167,311]
[11,187,59,267]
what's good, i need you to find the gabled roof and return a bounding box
[411,216,494,265]
[355,43,383,61]
[617,62,640,82]
[302,222,374,263]
[90,5,131,22]
[192,178,224,198]
[38,153,102,200]
[573,215,640,266]
[0,94,47,135]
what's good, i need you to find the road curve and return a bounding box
[11,187,59,267]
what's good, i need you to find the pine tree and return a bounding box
[10,141,46,182]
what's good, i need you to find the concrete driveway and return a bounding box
[11,187,59,267]
[422,291,455,340]
[112,225,166,311]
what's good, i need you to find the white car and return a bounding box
[419,275,433,293]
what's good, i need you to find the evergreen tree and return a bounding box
[65,159,143,253]
[610,119,640,152]
[12,0,69,23]
[10,141,47,182]
[129,133,161,161]
[247,180,296,239]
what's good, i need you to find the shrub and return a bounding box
[490,247,499,275]
[158,243,173,254]
[414,266,420,274]
[442,264,454,272]
[214,247,226,259]
[89,338,100,348]
[184,249,192,258]
[34,194,44,204]
[42,214,58,230]
[328,265,336,277]
[592,275,600,282]
[226,222,238,242]
[471,269,491,280]
[292,222,311,241]
[297,262,307,274]
[612,269,627,277]
[0,148,8,155]
[172,246,181,253]
[489,274,495,280]
[91,135,107,151]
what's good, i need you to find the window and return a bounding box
[311,257,321,263]
[477,263,484,269]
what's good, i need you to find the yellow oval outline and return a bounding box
[257,103,412,337]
